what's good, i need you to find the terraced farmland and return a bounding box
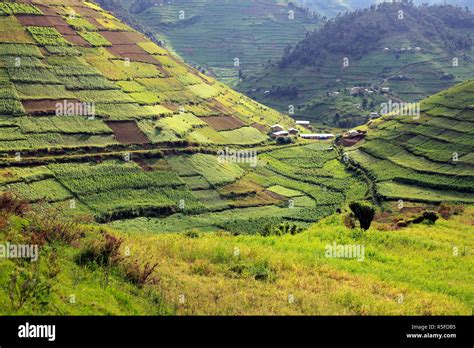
[0,0,363,235]
[0,0,472,319]
[347,79,474,205]
[121,0,320,84]
[0,0,294,155]
[239,2,474,127]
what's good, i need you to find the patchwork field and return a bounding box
[0,0,472,317]
[0,0,293,155]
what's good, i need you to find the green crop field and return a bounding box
[0,0,472,318]
[347,79,474,205]
[122,0,320,85]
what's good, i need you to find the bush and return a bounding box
[122,261,158,288]
[276,136,293,145]
[258,222,303,237]
[184,230,199,238]
[75,231,123,267]
[411,211,439,225]
[349,201,375,230]
[343,213,356,229]
[5,263,54,311]
[0,192,29,216]
[438,204,465,220]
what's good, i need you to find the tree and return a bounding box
[349,202,375,230]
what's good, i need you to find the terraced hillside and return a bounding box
[297,0,474,14]
[347,79,474,205]
[0,0,472,318]
[117,0,319,85]
[239,2,474,127]
[0,0,367,232]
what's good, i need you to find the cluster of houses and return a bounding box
[270,124,299,138]
[348,86,374,96]
[270,121,335,141]
[384,47,422,53]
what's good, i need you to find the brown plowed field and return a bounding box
[250,122,269,133]
[21,99,80,116]
[106,45,160,65]
[70,5,100,18]
[99,31,146,45]
[106,121,150,144]
[201,116,246,131]
[54,25,76,35]
[63,33,91,46]
[16,15,68,27]
[107,44,149,56]
[35,4,59,16]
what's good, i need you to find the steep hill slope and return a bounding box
[0,0,367,230]
[114,0,320,85]
[0,0,295,152]
[239,2,474,127]
[347,79,474,204]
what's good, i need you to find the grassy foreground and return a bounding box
[1,199,472,315]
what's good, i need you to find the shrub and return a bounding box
[276,136,293,145]
[0,192,29,216]
[349,201,375,230]
[122,261,158,287]
[75,231,123,267]
[184,230,199,238]
[5,264,53,310]
[258,222,303,237]
[343,212,356,229]
[438,204,465,220]
[31,216,85,246]
[411,211,439,225]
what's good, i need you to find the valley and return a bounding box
[0,0,472,317]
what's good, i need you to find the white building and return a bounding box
[271,131,289,138]
[300,133,334,140]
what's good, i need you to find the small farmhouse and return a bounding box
[271,124,284,132]
[271,131,289,138]
[288,128,299,135]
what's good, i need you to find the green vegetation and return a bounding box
[118,0,320,85]
[0,0,472,317]
[0,2,42,15]
[4,196,471,315]
[347,79,474,204]
[27,27,70,46]
[239,2,474,127]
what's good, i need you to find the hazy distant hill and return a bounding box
[113,0,320,85]
[297,0,474,15]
